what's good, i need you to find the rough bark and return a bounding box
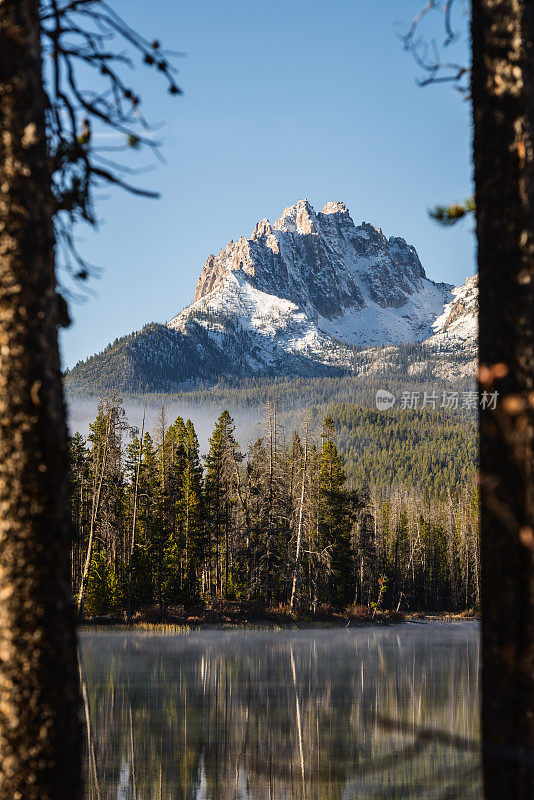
[0,1,81,798]
[472,1,534,796]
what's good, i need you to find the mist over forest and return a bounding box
[66,395,263,454]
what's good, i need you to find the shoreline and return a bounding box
[78,604,479,630]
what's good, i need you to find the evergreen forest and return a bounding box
[70,393,479,618]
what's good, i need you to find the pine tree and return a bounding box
[68,405,481,618]
[0,6,81,793]
[205,411,241,597]
[352,485,376,607]
[176,420,204,600]
[246,437,270,601]
[84,551,121,616]
[138,433,168,606]
[164,416,187,597]
[317,419,353,607]
[68,433,90,591]
[77,394,128,617]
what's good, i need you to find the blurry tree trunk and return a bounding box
[472,2,534,795]
[0,1,81,797]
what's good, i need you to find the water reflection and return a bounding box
[80,624,481,800]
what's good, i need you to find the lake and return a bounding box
[80,623,480,800]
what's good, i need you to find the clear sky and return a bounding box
[60,0,473,368]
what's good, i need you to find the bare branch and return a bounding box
[395,0,470,97]
[39,0,182,292]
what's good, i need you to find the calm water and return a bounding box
[80,623,481,800]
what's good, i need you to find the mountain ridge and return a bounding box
[66,199,477,393]
[190,198,453,342]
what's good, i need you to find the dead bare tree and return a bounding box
[76,403,112,618]
[127,404,146,624]
[290,424,308,615]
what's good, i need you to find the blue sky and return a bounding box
[60,0,473,368]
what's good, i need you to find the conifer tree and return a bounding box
[181,420,205,597]
[77,394,127,617]
[84,551,120,616]
[317,419,353,606]
[205,411,241,597]
[68,433,90,589]
[138,433,167,605]
[352,485,376,607]
[246,437,270,600]
[67,406,481,617]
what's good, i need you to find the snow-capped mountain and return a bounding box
[425,274,478,348]
[186,198,453,349]
[66,200,477,393]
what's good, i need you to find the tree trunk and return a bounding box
[77,410,112,619]
[0,2,81,797]
[127,407,145,624]
[290,425,308,615]
[472,2,534,795]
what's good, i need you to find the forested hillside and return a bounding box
[71,394,478,618]
[68,370,477,496]
[322,405,475,494]
[130,362,475,409]
[65,338,476,394]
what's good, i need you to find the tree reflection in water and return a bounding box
[80,624,480,800]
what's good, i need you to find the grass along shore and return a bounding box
[78,599,479,628]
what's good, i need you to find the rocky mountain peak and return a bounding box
[426,274,478,348]
[320,201,349,216]
[274,198,317,235]
[192,199,452,326]
[253,219,273,238]
[68,198,476,392]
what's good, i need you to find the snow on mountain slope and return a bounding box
[174,199,453,360]
[66,199,477,392]
[425,274,478,348]
[168,271,354,371]
[318,277,450,347]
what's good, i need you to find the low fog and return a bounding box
[66,395,269,455]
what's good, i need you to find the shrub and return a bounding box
[313,602,336,619]
[85,551,121,616]
[345,604,372,621]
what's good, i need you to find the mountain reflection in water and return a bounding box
[80,624,480,800]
